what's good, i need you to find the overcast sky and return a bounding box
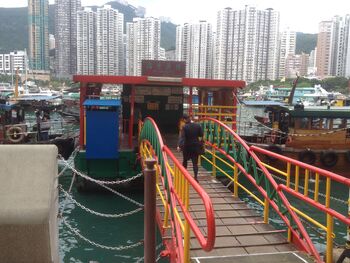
[2,0,350,33]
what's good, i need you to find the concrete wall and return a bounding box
[0,145,58,263]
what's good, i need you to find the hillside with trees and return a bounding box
[296,32,317,54]
[0,2,176,53]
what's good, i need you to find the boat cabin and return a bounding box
[0,100,26,143]
[265,104,350,149]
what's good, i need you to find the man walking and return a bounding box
[177,114,203,182]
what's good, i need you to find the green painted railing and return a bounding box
[199,117,321,262]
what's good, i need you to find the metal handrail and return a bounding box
[199,117,321,262]
[139,117,215,262]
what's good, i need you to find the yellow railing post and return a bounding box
[183,180,190,263]
[314,172,319,202]
[233,163,238,197]
[325,177,333,263]
[286,162,291,188]
[326,214,334,263]
[304,169,309,197]
[264,198,269,224]
[295,166,300,192]
[212,146,216,177]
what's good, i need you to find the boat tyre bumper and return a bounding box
[266,145,282,161]
[346,151,350,163]
[320,151,338,168]
[298,149,316,165]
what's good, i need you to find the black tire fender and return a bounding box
[266,145,282,161]
[346,151,350,163]
[320,151,338,168]
[298,149,316,165]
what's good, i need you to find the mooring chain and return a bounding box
[268,171,348,205]
[59,185,143,218]
[57,148,79,178]
[61,217,143,251]
[59,157,143,185]
[97,180,144,207]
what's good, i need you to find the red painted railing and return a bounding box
[139,117,215,262]
[199,117,321,262]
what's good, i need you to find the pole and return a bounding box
[14,68,19,99]
[144,158,157,263]
[188,86,193,118]
[129,85,135,149]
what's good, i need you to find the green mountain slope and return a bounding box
[0,3,176,53]
[0,7,28,53]
[295,32,317,54]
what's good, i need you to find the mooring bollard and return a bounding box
[144,158,157,263]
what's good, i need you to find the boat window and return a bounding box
[301,117,309,129]
[311,118,322,129]
[333,118,346,129]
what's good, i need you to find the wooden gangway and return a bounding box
[166,148,314,262]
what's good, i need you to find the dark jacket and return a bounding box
[178,122,203,153]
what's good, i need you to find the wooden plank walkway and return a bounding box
[159,143,314,262]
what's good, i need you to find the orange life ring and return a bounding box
[7,126,25,143]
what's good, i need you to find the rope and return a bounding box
[59,185,143,218]
[61,217,144,251]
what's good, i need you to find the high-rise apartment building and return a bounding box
[176,21,213,78]
[316,15,350,78]
[278,29,296,79]
[0,50,28,74]
[28,0,49,71]
[77,7,96,75]
[214,6,280,82]
[96,5,124,75]
[285,53,309,78]
[55,0,81,78]
[126,17,161,76]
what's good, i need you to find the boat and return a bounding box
[241,103,350,176]
[0,99,77,159]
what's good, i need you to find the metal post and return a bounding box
[129,85,135,149]
[188,86,193,118]
[144,158,157,263]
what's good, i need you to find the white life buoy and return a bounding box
[7,126,25,143]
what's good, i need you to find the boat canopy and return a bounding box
[83,99,121,107]
[267,105,350,119]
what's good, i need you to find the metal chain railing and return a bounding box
[61,217,144,251]
[58,159,144,252]
[59,156,143,186]
[59,185,143,218]
[57,148,79,178]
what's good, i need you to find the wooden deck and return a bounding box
[160,142,315,262]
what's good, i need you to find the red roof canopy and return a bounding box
[73,75,246,89]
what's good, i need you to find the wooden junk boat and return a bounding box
[0,99,77,159]
[243,103,350,176]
